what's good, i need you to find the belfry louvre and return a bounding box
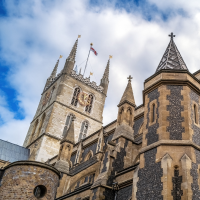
[1,33,200,200]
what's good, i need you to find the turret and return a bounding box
[112,75,135,141]
[100,59,110,95]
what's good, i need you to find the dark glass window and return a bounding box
[71,88,80,106]
[85,94,94,113]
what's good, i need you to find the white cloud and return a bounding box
[1,0,200,145]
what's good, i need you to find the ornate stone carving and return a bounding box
[71,70,104,92]
[167,85,184,140]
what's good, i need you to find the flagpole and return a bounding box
[83,43,93,76]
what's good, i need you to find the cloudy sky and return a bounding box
[1,0,200,145]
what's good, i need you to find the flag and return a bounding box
[109,55,113,59]
[90,47,98,56]
[78,35,81,38]
[90,72,93,76]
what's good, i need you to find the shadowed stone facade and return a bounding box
[2,33,200,199]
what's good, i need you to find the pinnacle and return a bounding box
[102,59,110,80]
[156,33,188,72]
[67,39,78,62]
[118,77,135,107]
[49,59,59,79]
[61,118,75,144]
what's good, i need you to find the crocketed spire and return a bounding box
[49,59,59,80]
[67,39,78,62]
[100,58,110,95]
[102,59,109,80]
[118,75,135,107]
[156,32,188,72]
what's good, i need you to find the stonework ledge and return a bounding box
[4,160,61,178]
[140,140,200,154]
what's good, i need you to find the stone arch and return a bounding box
[84,150,93,161]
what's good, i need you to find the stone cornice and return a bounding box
[139,140,200,154]
[118,100,136,107]
[3,160,61,178]
[26,132,61,148]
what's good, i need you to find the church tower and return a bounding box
[23,37,110,162]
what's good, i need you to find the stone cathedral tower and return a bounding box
[23,38,110,162]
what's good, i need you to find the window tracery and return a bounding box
[85,94,94,113]
[79,121,89,141]
[62,114,75,136]
[71,87,81,106]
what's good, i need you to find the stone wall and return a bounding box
[0,161,60,200]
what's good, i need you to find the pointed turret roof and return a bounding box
[118,75,135,107]
[156,32,188,72]
[61,118,75,144]
[102,59,110,80]
[67,39,78,62]
[49,59,59,80]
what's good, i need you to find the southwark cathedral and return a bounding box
[1,33,200,200]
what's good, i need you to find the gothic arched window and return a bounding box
[127,107,132,125]
[85,94,94,113]
[71,87,80,106]
[118,107,124,124]
[62,114,75,136]
[79,121,89,141]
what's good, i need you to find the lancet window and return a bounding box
[85,94,94,113]
[127,107,132,125]
[78,121,89,141]
[71,87,80,106]
[152,103,155,123]
[62,114,75,136]
[194,104,198,124]
[118,107,124,124]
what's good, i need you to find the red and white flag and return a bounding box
[90,47,98,56]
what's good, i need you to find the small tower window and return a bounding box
[85,94,93,113]
[127,107,132,125]
[152,104,155,123]
[79,121,88,141]
[29,119,38,144]
[62,114,75,136]
[118,107,124,124]
[194,104,198,124]
[71,87,80,106]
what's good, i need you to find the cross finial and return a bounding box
[169,32,175,39]
[127,75,133,82]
